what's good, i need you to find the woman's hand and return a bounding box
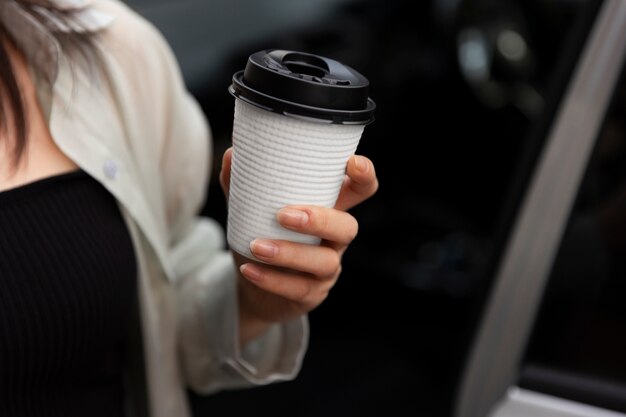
[219,147,378,346]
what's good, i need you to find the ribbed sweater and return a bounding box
[0,169,137,416]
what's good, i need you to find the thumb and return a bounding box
[219,147,233,197]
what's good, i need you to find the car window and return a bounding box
[519,53,626,414]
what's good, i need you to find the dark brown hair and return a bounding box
[0,0,96,169]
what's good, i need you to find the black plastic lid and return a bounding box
[229,49,376,124]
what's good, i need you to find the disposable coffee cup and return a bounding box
[227,49,376,259]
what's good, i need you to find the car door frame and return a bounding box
[452,1,626,416]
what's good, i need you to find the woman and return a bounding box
[0,0,379,416]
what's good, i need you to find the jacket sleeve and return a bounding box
[119,4,309,395]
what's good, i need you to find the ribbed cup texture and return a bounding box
[227,99,365,259]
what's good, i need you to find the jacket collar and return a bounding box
[46,54,175,283]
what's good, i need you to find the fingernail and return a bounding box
[277,208,309,228]
[354,155,369,173]
[240,263,263,281]
[250,239,278,258]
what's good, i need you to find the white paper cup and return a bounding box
[226,49,375,259]
[227,99,365,259]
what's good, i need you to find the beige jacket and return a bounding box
[0,0,308,416]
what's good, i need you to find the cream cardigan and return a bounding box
[0,0,307,416]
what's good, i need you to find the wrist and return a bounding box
[238,301,273,349]
[237,275,273,348]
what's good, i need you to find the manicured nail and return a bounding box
[250,239,278,258]
[277,208,309,228]
[240,263,263,281]
[354,155,369,173]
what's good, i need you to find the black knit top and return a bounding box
[0,169,137,417]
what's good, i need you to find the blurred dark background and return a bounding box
[123,0,603,415]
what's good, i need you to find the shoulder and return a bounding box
[92,0,167,49]
[90,0,184,93]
